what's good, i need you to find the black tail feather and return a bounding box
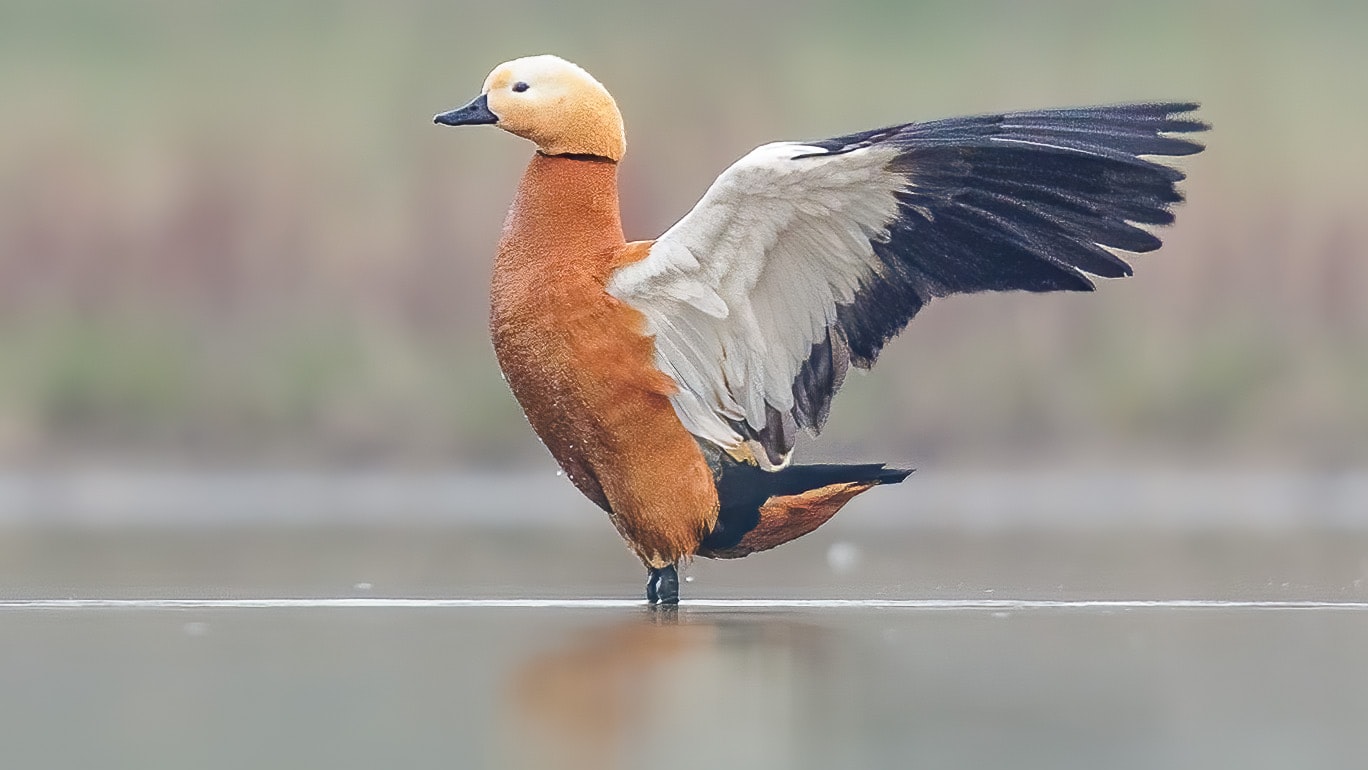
[763,463,913,496]
[702,460,912,552]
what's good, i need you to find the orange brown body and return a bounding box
[489,154,719,566]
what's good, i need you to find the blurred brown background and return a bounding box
[1,0,1364,473]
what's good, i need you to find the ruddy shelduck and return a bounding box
[435,54,1205,604]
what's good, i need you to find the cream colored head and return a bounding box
[435,55,625,162]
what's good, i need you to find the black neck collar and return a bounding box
[538,151,617,164]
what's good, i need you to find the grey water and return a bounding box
[2,473,1367,769]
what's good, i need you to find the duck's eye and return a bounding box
[512,82,530,93]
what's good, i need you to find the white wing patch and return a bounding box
[607,141,905,461]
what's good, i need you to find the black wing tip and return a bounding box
[1152,101,1206,125]
[1071,101,1210,153]
[925,101,1210,155]
[810,101,1210,153]
[1023,100,1205,123]
[1114,100,1203,118]
[1151,103,1209,154]
[1072,272,1099,291]
[1013,101,1209,158]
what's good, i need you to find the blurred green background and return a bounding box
[0,0,1364,472]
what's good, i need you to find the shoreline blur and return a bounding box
[1,470,1363,530]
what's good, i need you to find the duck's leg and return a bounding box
[655,564,680,605]
[645,569,660,604]
[644,564,680,605]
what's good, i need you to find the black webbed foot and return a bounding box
[645,564,680,605]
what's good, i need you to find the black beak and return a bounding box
[434,94,498,126]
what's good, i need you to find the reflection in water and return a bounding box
[502,610,851,770]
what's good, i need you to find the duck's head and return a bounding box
[434,55,625,162]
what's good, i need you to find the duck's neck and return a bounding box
[497,153,625,280]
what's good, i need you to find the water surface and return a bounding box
[2,527,1366,768]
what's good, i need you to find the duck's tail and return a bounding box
[764,462,913,493]
[698,460,912,559]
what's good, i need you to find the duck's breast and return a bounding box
[488,156,718,560]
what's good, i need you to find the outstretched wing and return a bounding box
[607,103,1206,466]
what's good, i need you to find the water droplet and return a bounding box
[555,469,564,477]
[684,576,695,583]
[354,582,373,591]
